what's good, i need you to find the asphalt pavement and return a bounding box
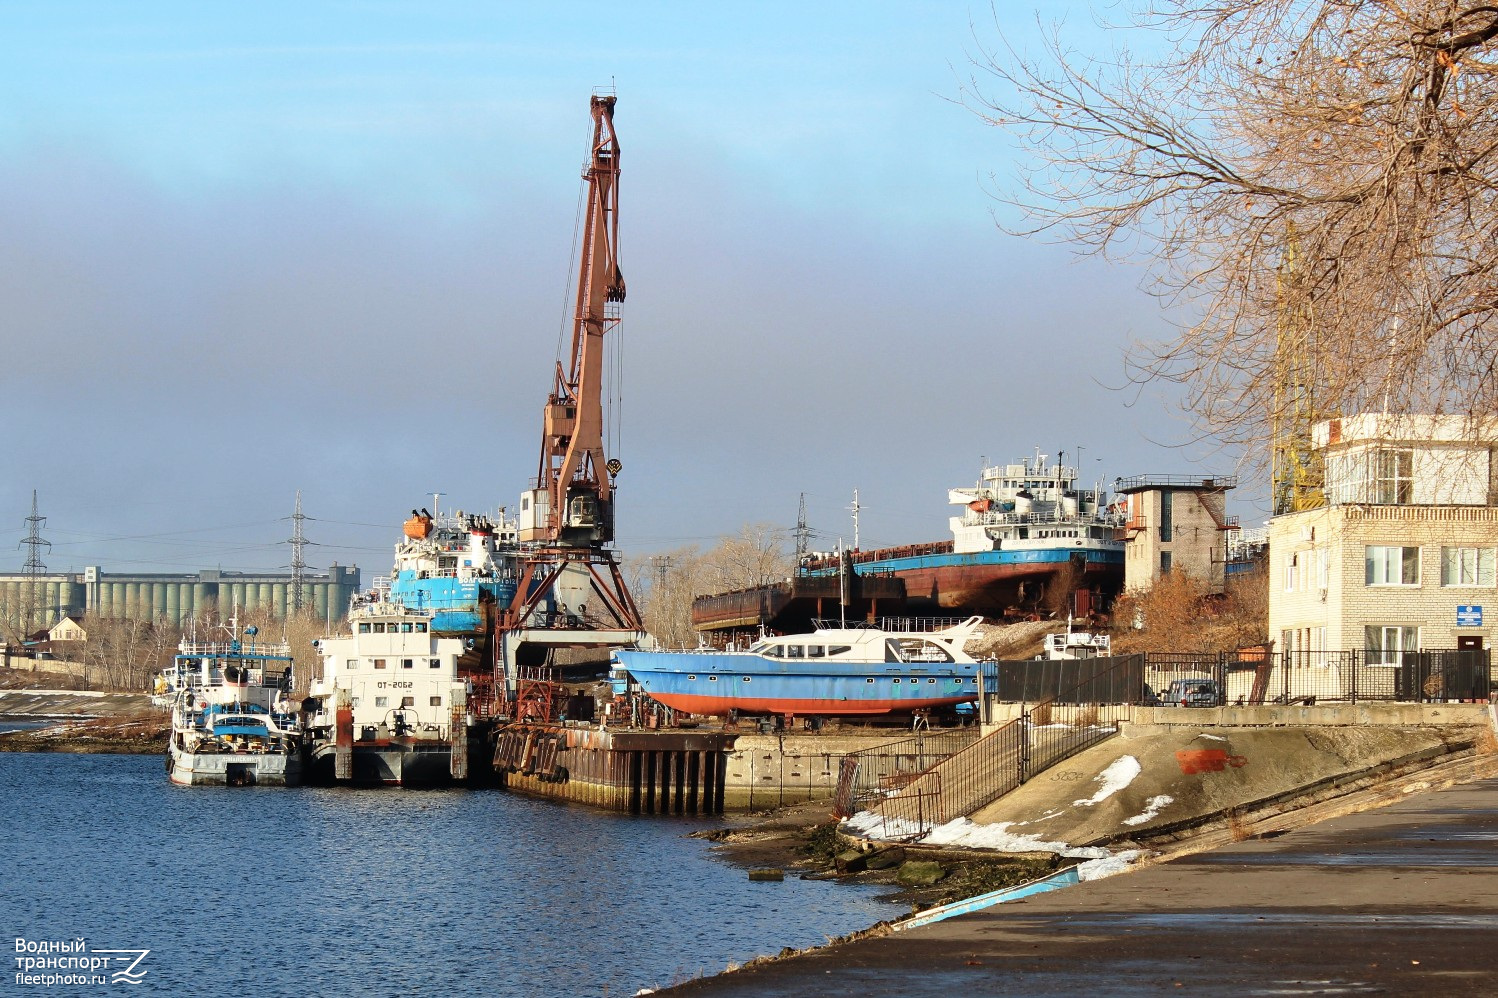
[664,775,1498,996]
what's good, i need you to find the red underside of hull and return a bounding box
[647,692,975,716]
[896,563,1118,610]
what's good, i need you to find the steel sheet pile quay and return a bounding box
[663,775,1498,996]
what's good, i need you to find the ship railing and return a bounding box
[177,641,293,659]
[960,510,1127,529]
[811,617,970,634]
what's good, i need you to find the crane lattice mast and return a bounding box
[536,93,625,546]
[1271,227,1327,517]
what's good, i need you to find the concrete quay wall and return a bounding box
[721,732,937,811]
[982,699,1494,735]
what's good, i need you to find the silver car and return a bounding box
[1164,678,1221,707]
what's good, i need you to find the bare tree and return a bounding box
[632,546,705,649]
[700,523,793,594]
[630,525,795,649]
[968,2,1498,451]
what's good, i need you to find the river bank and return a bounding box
[0,684,166,753]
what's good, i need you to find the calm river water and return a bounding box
[2,752,898,997]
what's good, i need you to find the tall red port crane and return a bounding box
[522,94,625,546]
[505,94,641,670]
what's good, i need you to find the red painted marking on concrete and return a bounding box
[1176,749,1248,774]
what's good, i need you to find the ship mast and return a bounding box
[536,93,625,546]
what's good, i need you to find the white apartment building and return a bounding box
[1269,414,1498,659]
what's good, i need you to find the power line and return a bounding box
[19,490,50,635]
[286,491,315,612]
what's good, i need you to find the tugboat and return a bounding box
[163,623,304,787]
[304,595,480,785]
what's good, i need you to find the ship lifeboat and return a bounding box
[403,513,434,540]
[967,498,993,513]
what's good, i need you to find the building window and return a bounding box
[346,659,358,671]
[401,658,414,669]
[1160,551,1172,573]
[429,696,442,706]
[1365,625,1419,666]
[401,696,414,707]
[1284,553,1298,592]
[1365,545,1419,586]
[1441,547,1495,587]
[430,658,441,669]
[1315,549,1329,590]
[1371,448,1413,504]
[373,658,387,669]
[375,696,389,707]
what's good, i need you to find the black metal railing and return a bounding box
[844,655,1149,836]
[829,728,978,818]
[1140,648,1492,706]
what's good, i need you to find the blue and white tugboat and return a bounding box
[163,623,304,787]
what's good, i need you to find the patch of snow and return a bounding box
[919,817,1111,858]
[1073,756,1141,806]
[1122,795,1174,826]
[1076,849,1145,881]
[1198,733,1227,741]
[843,811,928,839]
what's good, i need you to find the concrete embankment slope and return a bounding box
[665,772,1498,996]
[969,714,1489,849]
[0,689,156,719]
[0,689,166,753]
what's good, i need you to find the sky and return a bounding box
[0,1,1256,579]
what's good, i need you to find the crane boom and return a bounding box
[526,95,625,546]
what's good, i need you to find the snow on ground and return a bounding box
[1122,795,1174,826]
[1199,733,1227,741]
[1073,755,1141,806]
[1076,849,1145,881]
[917,817,1113,859]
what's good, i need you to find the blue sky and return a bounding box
[0,2,1249,578]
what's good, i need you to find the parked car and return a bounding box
[1164,678,1221,707]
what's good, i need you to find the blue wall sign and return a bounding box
[1457,605,1483,627]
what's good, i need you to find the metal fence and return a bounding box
[837,656,1143,837]
[1140,649,1493,706]
[829,728,978,819]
